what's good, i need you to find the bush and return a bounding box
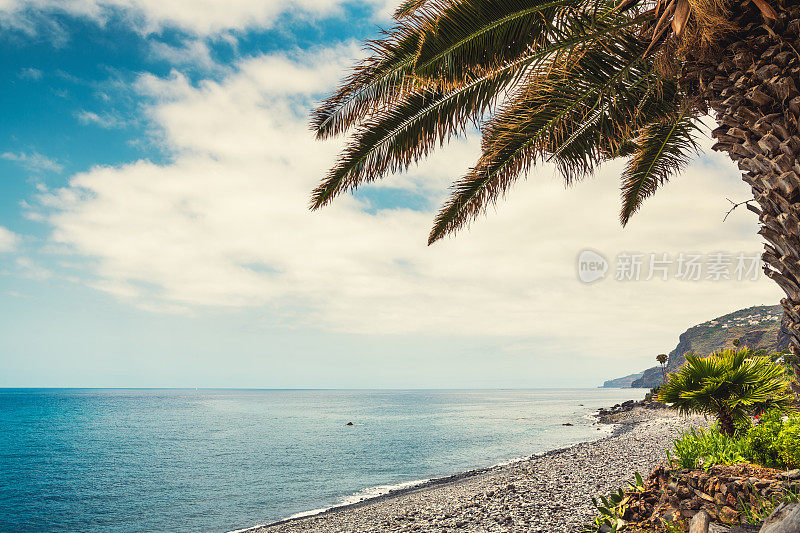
[669,426,748,470]
[778,417,800,468]
[668,410,800,471]
[745,409,785,468]
[740,408,800,470]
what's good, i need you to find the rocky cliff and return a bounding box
[601,372,645,388]
[603,305,785,388]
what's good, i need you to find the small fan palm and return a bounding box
[656,353,668,383]
[658,349,793,436]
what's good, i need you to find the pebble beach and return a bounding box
[251,408,704,533]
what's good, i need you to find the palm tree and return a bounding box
[656,353,668,383]
[658,349,792,435]
[310,0,800,370]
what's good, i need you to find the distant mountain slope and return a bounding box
[601,372,644,388]
[602,305,786,388]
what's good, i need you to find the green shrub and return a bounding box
[745,409,785,468]
[778,417,800,468]
[669,426,747,471]
[743,408,800,470]
[581,472,644,533]
[670,409,800,471]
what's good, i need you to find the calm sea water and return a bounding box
[0,388,641,532]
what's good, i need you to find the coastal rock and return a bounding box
[599,463,785,531]
[689,509,711,533]
[708,525,732,533]
[597,399,667,423]
[760,503,800,533]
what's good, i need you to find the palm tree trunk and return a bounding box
[791,358,800,400]
[692,0,800,402]
[716,407,736,437]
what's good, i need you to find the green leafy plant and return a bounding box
[744,408,800,469]
[582,472,643,532]
[583,488,629,532]
[745,409,786,468]
[778,416,800,468]
[627,471,645,492]
[658,349,793,436]
[661,518,688,533]
[669,426,748,470]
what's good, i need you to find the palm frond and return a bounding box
[310,68,520,209]
[619,104,699,226]
[412,0,591,81]
[309,21,424,140]
[393,0,435,19]
[658,349,793,429]
[428,33,661,243]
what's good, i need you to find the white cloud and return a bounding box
[2,151,62,173]
[0,0,395,36]
[38,44,781,359]
[14,256,53,279]
[149,39,217,70]
[75,110,128,129]
[0,226,18,252]
[18,67,43,80]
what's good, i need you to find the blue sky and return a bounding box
[0,1,783,388]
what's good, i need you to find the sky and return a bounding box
[0,0,784,388]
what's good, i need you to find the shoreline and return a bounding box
[241,405,684,533]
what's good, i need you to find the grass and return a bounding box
[736,484,800,525]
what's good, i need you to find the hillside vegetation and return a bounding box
[602,305,786,388]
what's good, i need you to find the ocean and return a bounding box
[0,388,641,532]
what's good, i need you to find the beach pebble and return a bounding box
[255,408,703,533]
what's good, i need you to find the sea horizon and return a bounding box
[0,386,631,390]
[0,388,643,532]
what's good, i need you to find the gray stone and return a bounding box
[760,503,800,533]
[709,523,731,533]
[778,470,800,481]
[689,510,711,533]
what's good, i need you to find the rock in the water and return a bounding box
[760,503,800,533]
[689,509,710,533]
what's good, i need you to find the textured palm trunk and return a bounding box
[690,0,800,399]
[716,407,736,436]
